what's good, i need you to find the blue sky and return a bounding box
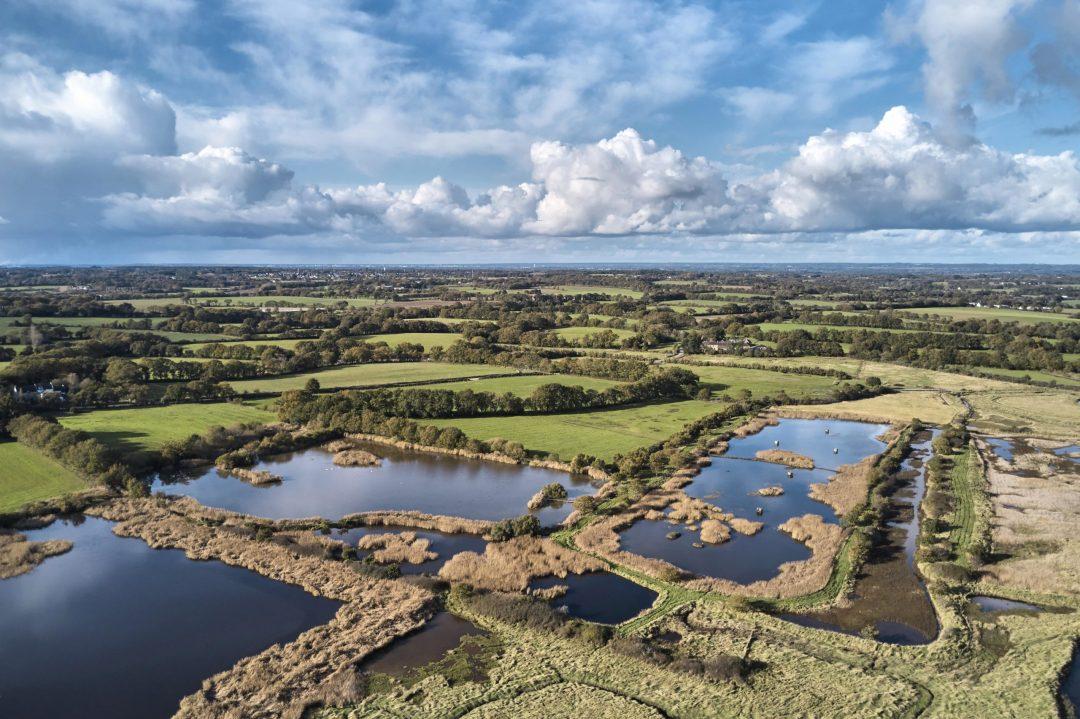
[0,0,1078,264]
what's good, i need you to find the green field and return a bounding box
[965,366,1080,387]
[228,362,511,394]
[902,306,1077,324]
[59,402,276,453]
[104,297,189,309]
[684,364,840,400]
[0,442,87,513]
[543,285,643,299]
[413,373,623,396]
[429,399,718,459]
[192,295,377,308]
[360,332,463,349]
[185,338,312,353]
[553,326,637,341]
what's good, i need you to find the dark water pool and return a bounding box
[778,432,939,645]
[969,595,1042,614]
[0,516,341,719]
[529,572,658,624]
[1064,649,1080,719]
[326,525,488,575]
[723,418,889,470]
[154,442,593,523]
[360,612,485,676]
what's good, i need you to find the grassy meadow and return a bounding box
[0,442,87,512]
[59,402,275,453]
[360,332,464,349]
[428,399,719,459]
[414,373,623,396]
[228,362,510,394]
[901,306,1077,324]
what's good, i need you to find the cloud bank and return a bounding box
[0,54,1078,260]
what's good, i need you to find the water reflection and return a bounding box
[326,525,487,575]
[529,572,657,624]
[155,442,593,523]
[0,516,340,719]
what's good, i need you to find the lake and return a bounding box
[155,441,592,523]
[0,516,340,719]
[618,418,887,584]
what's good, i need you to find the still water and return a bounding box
[618,418,886,584]
[155,442,592,523]
[0,516,340,719]
[529,572,658,624]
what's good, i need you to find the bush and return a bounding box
[489,514,541,542]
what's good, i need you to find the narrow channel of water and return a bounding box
[779,431,939,645]
[1063,648,1080,719]
[154,441,593,523]
[529,572,658,624]
[0,516,341,719]
[325,525,488,575]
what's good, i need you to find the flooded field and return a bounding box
[154,442,592,523]
[326,525,488,575]
[0,516,340,719]
[617,418,887,585]
[529,571,658,624]
[780,432,939,645]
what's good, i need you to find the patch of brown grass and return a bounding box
[808,457,875,517]
[357,531,436,564]
[438,535,604,591]
[0,528,71,579]
[332,449,381,467]
[755,449,814,469]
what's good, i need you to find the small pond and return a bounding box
[722,418,890,470]
[0,516,341,719]
[969,595,1042,614]
[778,431,939,645]
[154,441,593,523]
[529,571,658,624]
[325,525,488,575]
[360,612,486,676]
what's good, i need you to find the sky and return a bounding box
[0,0,1078,264]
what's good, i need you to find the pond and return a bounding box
[617,418,888,585]
[325,525,488,575]
[154,441,593,523]
[969,595,1042,614]
[722,418,890,470]
[529,571,658,624]
[0,516,341,719]
[360,612,485,676]
[778,431,939,645]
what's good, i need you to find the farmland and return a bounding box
[59,402,276,453]
[901,305,1077,324]
[228,362,511,394]
[428,399,719,459]
[0,442,86,512]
